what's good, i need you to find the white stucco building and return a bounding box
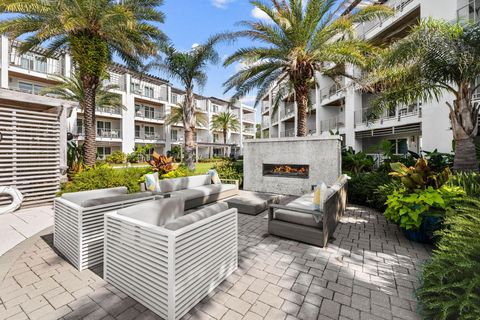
[0,37,256,161]
[260,0,472,157]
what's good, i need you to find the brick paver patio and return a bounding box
[0,205,431,320]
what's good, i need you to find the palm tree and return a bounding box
[156,37,221,170]
[40,73,124,113]
[222,0,392,137]
[0,0,165,166]
[211,111,240,145]
[166,104,208,128]
[364,19,480,172]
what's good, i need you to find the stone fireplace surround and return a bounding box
[243,137,341,196]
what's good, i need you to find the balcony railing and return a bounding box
[97,106,122,115]
[262,101,270,113]
[261,119,270,128]
[320,83,344,102]
[243,127,256,134]
[75,128,122,139]
[135,131,165,141]
[280,104,295,119]
[319,116,345,133]
[104,72,126,91]
[9,42,64,76]
[458,0,480,22]
[280,128,295,137]
[131,83,168,101]
[242,113,255,123]
[354,103,422,125]
[135,107,166,120]
[355,0,415,38]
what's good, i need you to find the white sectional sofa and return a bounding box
[104,198,238,320]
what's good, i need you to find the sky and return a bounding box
[156,0,269,120]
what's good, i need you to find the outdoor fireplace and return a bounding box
[263,163,309,179]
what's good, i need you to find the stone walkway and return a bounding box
[0,206,53,256]
[0,205,431,320]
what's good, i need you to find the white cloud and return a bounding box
[191,43,200,49]
[211,0,234,9]
[240,95,257,106]
[251,7,271,21]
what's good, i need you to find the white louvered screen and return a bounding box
[0,106,60,207]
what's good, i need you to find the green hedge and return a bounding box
[417,197,480,319]
[348,171,391,211]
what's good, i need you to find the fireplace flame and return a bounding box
[273,165,307,174]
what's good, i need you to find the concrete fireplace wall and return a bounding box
[243,137,341,196]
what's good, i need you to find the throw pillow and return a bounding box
[312,182,328,211]
[145,172,161,192]
[208,169,222,184]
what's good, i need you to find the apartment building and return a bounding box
[261,0,465,157]
[0,36,256,161]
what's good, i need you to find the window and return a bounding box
[145,126,155,139]
[76,119,84,135]
[144,86,154,98]
[131,83,141,94]
[20,54,47,73]
[35,57,47,73]
[388,138,408,155]
[171,129,178,141]
[145,106,155,119]
[135,125,140,138]
[97,147,111,160]
[18,81,45,94]
[97,121,111,136]
[171,94,178,104]
[212,104,219,113]
[213,134,220,143]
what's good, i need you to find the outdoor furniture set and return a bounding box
[53,173,348,319]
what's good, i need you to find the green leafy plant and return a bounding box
[417,197,480,319]
[167,145,182,162]
[127,144,154,163]
[384,186,464,230]
[59,166,150,195]
[213,160,243,186]
[389,158,451,191]
[67,141,84,176]
[105,151,126,164]
[374,180,402,211]
[149,152,174,174]
[348,171,392,211]
[448,172,480,197]
[342,147,375,175]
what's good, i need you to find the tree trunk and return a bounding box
[82,81,97,167]
[449,84,479,172]
[183,88,196,171]
[295,85,309,137]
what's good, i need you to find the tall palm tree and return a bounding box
[211,111,240,144]
[166,104,208,128]
[40,73,124,113]
[0,0,165,166]
[156,37,221,171]
[222,0,392,137]
[364,19,480,172]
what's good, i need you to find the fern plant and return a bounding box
[417,197,480,319]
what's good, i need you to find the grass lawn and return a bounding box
[192,162,220,175]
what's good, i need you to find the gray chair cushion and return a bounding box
[170,184,236,201]
[286,193,314,211]
[158,175,211,193]
[61,187,127,205]
[117,198,185,226]
[274,208,322,228]
[81,192,153,207]
[163,202,229,231]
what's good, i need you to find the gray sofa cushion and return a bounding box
[117,198,185,226]
[170,184,236,201]
[274,209,322,228]
[163,202,229,231]
[159,175,211,193]
[61,187,127,205]
[81,192,153,207]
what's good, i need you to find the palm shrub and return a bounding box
[156,36,222,171]
[417,197,480,319]
[342,147,375,175]
[448,172,480,197]
[222,0,392,136]
[0,0,165,166]
[364,19,480,172]
[348,171,391,211]
[105,151,126,164]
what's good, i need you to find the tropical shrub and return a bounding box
[213,160,243,186]
[167,145,181,162]
[374,180,401,211]
[346,171,391,211]
[59,166,150,195]
[67,141,84,176]
[448,172,480,197]
[384,186,464,230]
[342,147,375,175]
[105,151,126,164]
[389,158,450,191]
[149,152,174,174]
[417,197,480,320]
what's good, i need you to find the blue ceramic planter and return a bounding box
[403,216,443,244]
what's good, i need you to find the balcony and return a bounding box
[458,0,480,22]
[261,118,270,128]
[135,106,166,121]
[262,101,270,113]
[354,103,422,126]
[280,103,295,120]
[96,106,122,116]
[131,82,168,102]
[9,42,64,76]
[319,116,345,133]
[75,127,122,140]
[280,128,295,137]
[103,72,126,91]
[320,83,345,104]
[243,127,256,135]
[242,113,255,123]
[135,131,166,142]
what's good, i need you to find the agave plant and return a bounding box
[389,158,451,191]
[149,152,174,174]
